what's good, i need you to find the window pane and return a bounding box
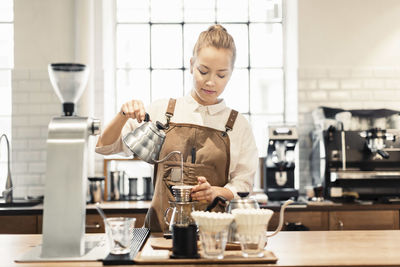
[249,23,282,68]
[0,71,11,115]
[183,24,212,68]
[217,0,248,23]
[250,69,283,114]
[0,24,13,68]
[117,0,149,23]
[184,0,215,22]
[223,24,248,68]
[116,69,151,108]
[151,25,182,68]
[151,0,182,22]
[221,69,249,113]
[249,0,282,22]
[0,0,13,22]
[152,70,183,101]
[117,24,150,68]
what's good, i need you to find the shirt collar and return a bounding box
[184,93,226,115]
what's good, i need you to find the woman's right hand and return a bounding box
[120,99,146,123]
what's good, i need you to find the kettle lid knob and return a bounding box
[237,192,249,198]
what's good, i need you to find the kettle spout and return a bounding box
[267,199,294,238]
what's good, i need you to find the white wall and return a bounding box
[12,0,102,198]
[297,0,400,190]
[299,0,400,67]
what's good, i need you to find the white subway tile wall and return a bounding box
[11,69,105,198]
[298,66,400,191]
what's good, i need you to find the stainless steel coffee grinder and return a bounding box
[40,63,101,258]
[41,63,101,258]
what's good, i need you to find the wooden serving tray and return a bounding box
[150,238,241,250]
[136,237,278,264]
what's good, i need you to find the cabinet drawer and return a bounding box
[329,210,399,230]
[269,211,329,231]
[0,215,38,234]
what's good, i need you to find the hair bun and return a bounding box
[208,24,227,32]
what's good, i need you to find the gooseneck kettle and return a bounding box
[123,113,169,164]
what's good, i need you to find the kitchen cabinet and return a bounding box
[0,215,38,234]
[329,210,399,230]
[269,211,329,231]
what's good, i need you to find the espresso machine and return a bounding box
[264,126,299,201]
[18,63,104,261]
[311,107,400,202]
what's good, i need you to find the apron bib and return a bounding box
[145,98,238,232]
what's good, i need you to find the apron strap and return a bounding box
[223,109,238,136]
[165,98,177,126]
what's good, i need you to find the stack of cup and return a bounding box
[231,209,273,258]
[191,211,234,259]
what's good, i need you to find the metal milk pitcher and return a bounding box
[123,113,167,164]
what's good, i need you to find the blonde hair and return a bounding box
[192,24,236,67]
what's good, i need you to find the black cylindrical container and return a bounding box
[143,176,153,200]
[171,224,199,259]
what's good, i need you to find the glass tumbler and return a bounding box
[199,226,229,259]
[104,217,136,254]
[237,229,266,258]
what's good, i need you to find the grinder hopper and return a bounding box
[48,63,89,116]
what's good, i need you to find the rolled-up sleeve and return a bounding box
[95,119,137,156]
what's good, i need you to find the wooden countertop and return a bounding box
[5,230,400,266]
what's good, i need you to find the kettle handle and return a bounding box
[205,196,227,211]
[144,113,150,122]
[266,199,294,238]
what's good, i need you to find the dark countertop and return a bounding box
[2,200,400,215]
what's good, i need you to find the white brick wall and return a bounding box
[298,66,400,190]
[11,69,53,197]
[11,69,105,198]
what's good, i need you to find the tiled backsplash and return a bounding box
[11,69,104,198]
[297,66,400,192]
[11,66,400,197]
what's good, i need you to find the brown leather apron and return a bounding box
[144,98,238,232]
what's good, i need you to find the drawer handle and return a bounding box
[86,223,101,229]
[338,220,344,230]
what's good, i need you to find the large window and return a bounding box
[114,0,294,155]
[0,0,13,188]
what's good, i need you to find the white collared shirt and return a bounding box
[95,94,258,198]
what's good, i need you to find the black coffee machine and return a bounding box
[264,126,299,200]
[311,107,400,202]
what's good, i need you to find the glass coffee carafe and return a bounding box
[164,185,199,259]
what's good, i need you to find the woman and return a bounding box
[96,25,258,232]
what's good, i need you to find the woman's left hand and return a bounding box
[190,176,218,203]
